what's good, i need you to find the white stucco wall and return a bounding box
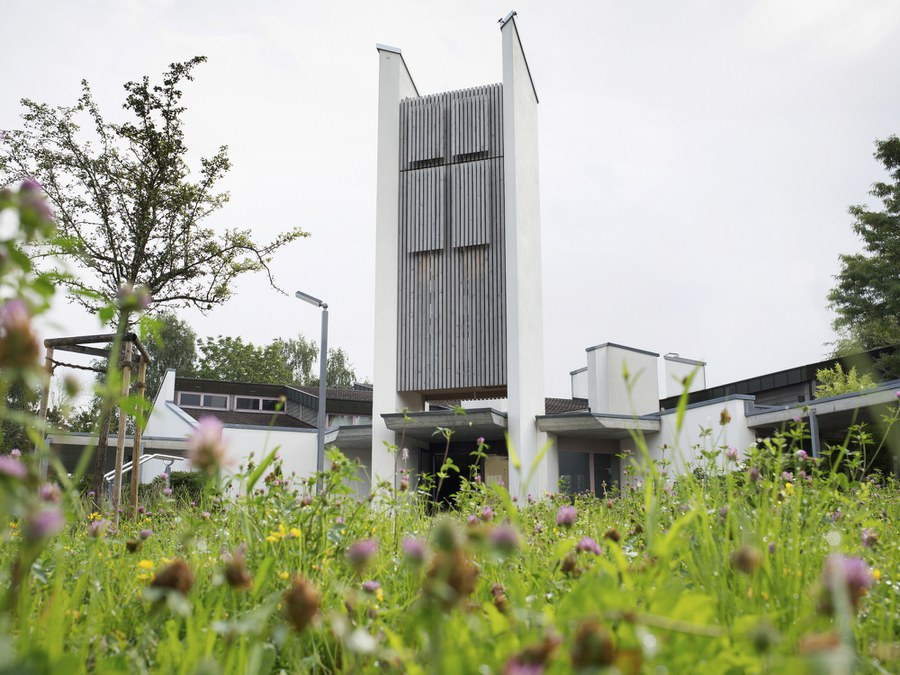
[570,368,588,399]
[587,344,660,416]
[640,396,758,474]
[502,15,554,498]
[371,45,424,490]
[663,355,707,398]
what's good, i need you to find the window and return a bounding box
[559,452,591,495]
[558,451,621,497]
[235,397,260,411]
[261,399,282,412]
[179,392,202,407]
[203,394,228,409]
[177,392,227,409]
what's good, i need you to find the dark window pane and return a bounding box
[235,397,259,410]
[593,454,620,496]
[261,399,281,412]
[558,452,591,495]
[179,393,201,407]
[203,394,228,409]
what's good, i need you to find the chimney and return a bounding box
[663,353,707,398]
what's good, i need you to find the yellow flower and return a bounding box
[290,527,302,539]
[376,588,384,603]
[138,560,154,570]
[278,571,290,581]
[873,569,882,581]
[88,512,102,521]
[265,534,279,544]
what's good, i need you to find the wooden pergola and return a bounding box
[38,332,150,514]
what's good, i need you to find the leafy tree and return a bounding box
[828,135,900,377]
[141,311,198,399]
[193,334,358,388]
[1,57,306,497]
[814,363,876,399]
[196,336,291,384]
[320,347,358,389]
[273,333,319,386]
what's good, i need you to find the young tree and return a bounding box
[828,135,900,377]
[1,57,307,497]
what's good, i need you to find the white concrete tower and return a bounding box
[372,15,553,497]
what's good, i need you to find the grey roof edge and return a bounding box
[664,354,707,366]
[536,411,661,422]
[586,342,660,358]
[658,393,757,415]
[376,43,420,97]
[500,12,539,104]
[569,367,588,375]
[219,423,320,433]
[744,379,900,418]
[381,407,509,420]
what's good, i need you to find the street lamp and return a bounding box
[295,290,328,486]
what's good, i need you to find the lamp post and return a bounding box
[295,290,328,486]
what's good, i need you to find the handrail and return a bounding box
[103,453,185,483]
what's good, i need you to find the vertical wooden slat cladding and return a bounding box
[401,167,445,253]
[397,83,507,393]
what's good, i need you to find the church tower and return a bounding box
[371,13,554,497]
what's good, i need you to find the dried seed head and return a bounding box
[425,550,479,609]
[224,552,253,591]
[151,559,194,595]
[730,545,763,574]
[571,621,616,669]
[602,527,621,543]
[283,576,320,632]
[491,583,509,613]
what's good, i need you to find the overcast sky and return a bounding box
[3,0,899,399]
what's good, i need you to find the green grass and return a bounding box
[2,422,899,674]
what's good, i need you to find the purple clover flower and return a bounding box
[556,505,577,528]
[139,529,154,540]
[401,537,427,564]
[576,536,602,556]
[87,519,108,538]
[188,416,226,476]
[490,524,520,552]
[725,447,739,462]
[480,506,494,522]
[361,580,380,594]
[0,454,27,479]
[24,508,64,541]
[795,450,808,461]
[39,483,62,503]
[781,471,793,482]
[822,554,874,611]
[347,539,378,569]
[748,467,761,483]
[861,528,878,548]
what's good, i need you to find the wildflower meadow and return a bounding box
[1,182,899,674]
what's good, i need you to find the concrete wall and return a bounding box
[502,15,554,498]
[372,44,424,489]
[587,344,660,416]
[663,354,707,398]
[641,396,757,474]
[570,368,588,399]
